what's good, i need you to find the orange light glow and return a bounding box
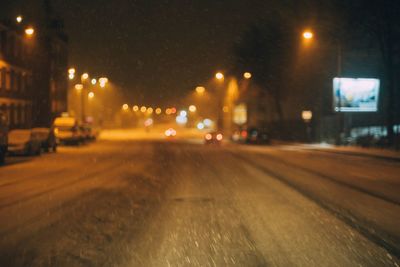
[215,72,224,80]
[25,27,34,36]
[75,84,83,90]
[303,30,313,40]
[196,86,205,94]
[243,72,252,79]
[189,105,197,112]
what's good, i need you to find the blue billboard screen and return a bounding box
[333,78,380,112]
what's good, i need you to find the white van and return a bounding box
[53,117,82,145]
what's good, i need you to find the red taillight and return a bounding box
[241,130,247,138]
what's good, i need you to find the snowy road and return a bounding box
[0,139,399,266]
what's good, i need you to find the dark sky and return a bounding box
[3,0,273,105]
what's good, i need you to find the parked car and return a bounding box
[0,112,8,164]
[32,127,58,152]
[80,124,97,141]
[7,129,42,156]
[246,128,270,145]
[53,117,82,145]
[204,131,223,145]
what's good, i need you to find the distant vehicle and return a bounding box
[232,129,248,143]
[0,112,8,163]
[53,117,82,145]
[165,128,177,137]
[246,128,270,145]
[204,131,223,145]
[32,128,58,152]
[80,124,98,141]
[7,129,42,156]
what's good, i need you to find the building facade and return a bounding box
[0,22,34,129]
[0,2,68,129]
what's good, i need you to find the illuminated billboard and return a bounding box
[233,104,247,125]
[333,78,380,112]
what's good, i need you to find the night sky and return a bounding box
[3,0,275,105]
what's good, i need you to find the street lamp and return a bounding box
[133,105,139,112]
[88,92,95,99]
[16,15,23,23]
[25,27,34,36]
[155,108,162,114]
[243,72,252,79]
[91,78,97,85]
[189,105,197,112]
[81,73,89,81]
[215,72,224,80]
[302,110,313,142]
[74,84,83,90]
[302,30,314,40]
[196,86,205,94]
[122,104,129,111]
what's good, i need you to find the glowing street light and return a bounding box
[197,122,205,130]
[99,77,108,84]
[81,73,89,81]
[25,27,34,36]
[147,107,154,114]
[16,16,23,23]
[140,106,147,113]
[302,110,313,122]
[189,105,197,112]
[196,86,205,94]
[75,84,83,90]
[243,72,252,79]
[68,73,75,80]
[91,78,97,85]
[133,105,139,112]
[122,104,129,111]
[155,108,162,114]
[215,72,224,80]
[88,92,95,99]
[68,68,76,74]
[303,30,314,40]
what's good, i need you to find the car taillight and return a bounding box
[205,134,212,140]
[216,134,223,141]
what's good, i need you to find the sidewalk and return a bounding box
[276,141,400,161]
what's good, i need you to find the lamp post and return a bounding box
[302,110,313,142]
[302,29,345,144]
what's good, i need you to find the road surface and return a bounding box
[0,135,399,266]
